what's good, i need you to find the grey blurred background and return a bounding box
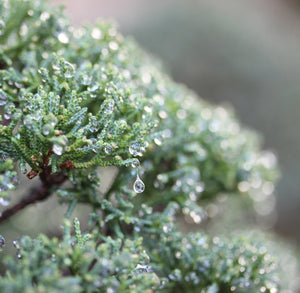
[50,0,300,243]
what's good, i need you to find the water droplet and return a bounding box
[19,23,28,36]
[4,113,11,120]
[53,144,63,156]
[129,142,141,156]
[0,20,5,36]
[104,99,115,114]
[42,124,53,136]
[17,253,22,259]
[44,113,57,127]
[134,264,150,272]
[91,27,102,39]
[40,11,50,21]
[64,61,74,78]
[81,75,91,85]
[0,91,7,106]
[104,145,112,155]
[57,32,69,44]
[51,254,56,262]
[0,236,5,248]
[88,83,99,92]
[131,159,140,168]
[144,106,152,113]
[158,110,168,119]
[176,109,187,120]
[52,63,60,71]
[109,41,119,51]
[32,110,42,121]
[23,115,33,127]
[13,240,19,249]
[0,197,10,206]
[133,174,145,193]
[154,137,162,146]
[142,72,151,84]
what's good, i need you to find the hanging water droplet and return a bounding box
[42,124,53,136]
[53,144,63,156]
[0,236,5,248]
[104,99,115,114]
[133,174,145,193]
[0,20,5,36]
[17,253,22,259]
[0,91,7,106]
[104,145,112,155]
[64,61,74,78]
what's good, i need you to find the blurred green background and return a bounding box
[47,0,300,243]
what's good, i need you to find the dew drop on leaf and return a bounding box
[53,144,63,156]
[104,145,112,155]
[131,159,140,168]
[57,32,69,44]
[4,113,11,120]
[42,124,53,136]
[64,61,74,78]
[129,142,140,156]
[81,75,91,85]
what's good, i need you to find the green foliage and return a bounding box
[0,218,159,293]
[0,0,296,292]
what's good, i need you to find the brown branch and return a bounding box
[0,60,6,70]
[0,173,67,224]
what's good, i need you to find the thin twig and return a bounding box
[0,173,67,224]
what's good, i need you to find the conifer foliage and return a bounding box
[0,0,294,292]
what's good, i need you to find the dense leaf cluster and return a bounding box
[0,0,295,292]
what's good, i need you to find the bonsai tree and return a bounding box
[0,0,297,292]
